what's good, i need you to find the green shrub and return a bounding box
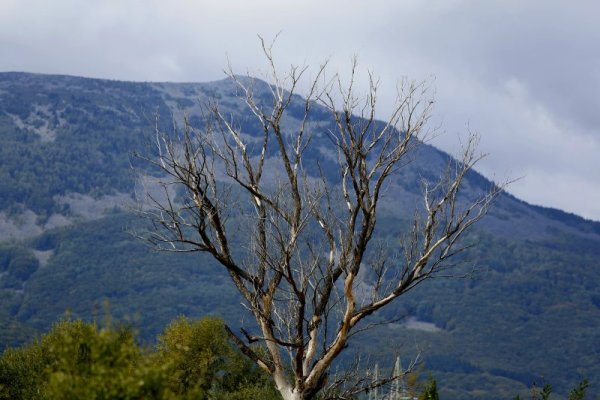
[0,317,279,399]
[157,316,279,399]
[1,319,177,399]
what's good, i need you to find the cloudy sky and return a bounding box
[1,0,599,220]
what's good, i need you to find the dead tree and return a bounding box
[139,40,502,400]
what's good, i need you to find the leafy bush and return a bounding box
[0,317,280,399]
[0,320,176,399]
[156,316,279,399]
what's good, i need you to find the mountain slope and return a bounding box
[1,72,599,399]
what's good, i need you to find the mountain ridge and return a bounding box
[1,71,598,235]
[1,72,599,399]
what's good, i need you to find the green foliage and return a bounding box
[0,316,279,400]
[568,379,589,400]
[418,377,439,400]
[156,316,279,399]
[0,334,46,399]
[0,319,177,399]
[537,383,553,400]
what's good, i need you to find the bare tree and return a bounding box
[139,40,503,400]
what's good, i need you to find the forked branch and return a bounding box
[139,48,504,400]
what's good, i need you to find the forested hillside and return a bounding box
[1,72,599,399]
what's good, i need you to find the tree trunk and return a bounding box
[279,388,303,400]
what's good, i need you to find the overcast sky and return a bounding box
[1,0,599,220]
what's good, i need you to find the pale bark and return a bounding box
[139,39,504,399]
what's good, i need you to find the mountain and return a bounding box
[1,72,599,399]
